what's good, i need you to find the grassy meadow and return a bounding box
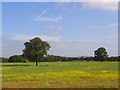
[1,62,118,88]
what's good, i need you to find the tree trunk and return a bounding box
[36,60,38,66]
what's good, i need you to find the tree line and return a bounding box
[0,55,119,63]
[0,37,119,65]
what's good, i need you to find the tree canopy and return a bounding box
[94,47,108,62]
[23,37,50,66]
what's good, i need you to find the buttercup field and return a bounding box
[2,62,118,88]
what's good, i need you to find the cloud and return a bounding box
[34,15,63,22]
[45,25,63,36]
[57,2,117,13]
[56,26,63,31]
[34,8,63,22]
[38,8,49,17]
[106,23,118,27]
[49,42,118,57]
[46,25,63,31]
[88,23,118,29]
[57,2,78,12]
[2,38,24,58]
[106,36,112,40]
[2,0,119,2]
[81,0,118,2]
[59,0,118,2]
[106,35,118,40]
[82,2,118,11]
[10,34,62,42]
[2,38,117,57]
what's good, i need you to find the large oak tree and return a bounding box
[23,37,50,66]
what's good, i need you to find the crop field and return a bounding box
[1,62,118,88]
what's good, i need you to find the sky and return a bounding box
[2,1,118,57]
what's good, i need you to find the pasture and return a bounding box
[1,62,118,88]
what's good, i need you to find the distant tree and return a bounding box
[0,57,8,63]
[118,56,120,62]
[107,56,120,62]
[94,47,108,62]
[8,55,26,62]
[23,37,50,66]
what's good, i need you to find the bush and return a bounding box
[8,55,28,62]
[22,59,28,63]
[0,57,8,63]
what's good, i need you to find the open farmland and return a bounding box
[1,62,118,88]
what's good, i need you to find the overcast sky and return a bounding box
[2,1,118,57]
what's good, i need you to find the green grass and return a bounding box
[1,61,118,88]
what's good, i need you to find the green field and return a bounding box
[1,62,118,88]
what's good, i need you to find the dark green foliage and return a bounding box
[107,56,119,62]
[44,55,94,62]
[118,56,120,61]
[23,37,50,66]
[94,47,108,62]
[8,55,27,62]
[1,55,119,63]
[44,55,69,62]
[0,57,8,63]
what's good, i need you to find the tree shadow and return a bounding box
[39,64,49,66]
[2,64,30,66]
[2,64,49,66]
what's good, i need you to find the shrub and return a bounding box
[8,55,27,62]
